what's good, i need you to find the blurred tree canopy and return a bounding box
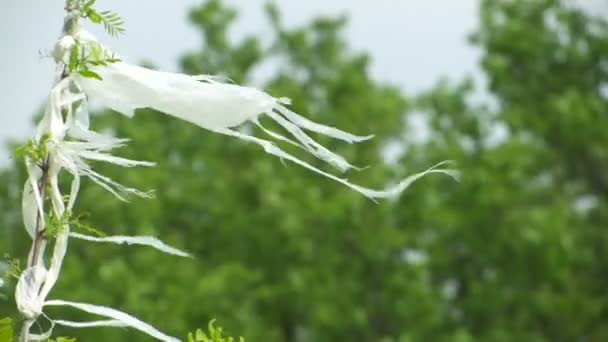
[2,0,608,341]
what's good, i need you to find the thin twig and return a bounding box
[29,158,49,268]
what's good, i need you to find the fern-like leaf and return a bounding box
[99,10,125,37]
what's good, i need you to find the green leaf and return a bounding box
[87,9,103,24]
[88,60,107,66]
[68,43,80,72]
[99,10,126,37]
[5,259,20,280]
[0,318,12,342]
[77,69,103,80]
[72,221,106,237]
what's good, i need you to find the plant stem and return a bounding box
[29,159,49,268]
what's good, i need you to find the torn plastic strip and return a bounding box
[70,232,191,258]
[44,299,181,342]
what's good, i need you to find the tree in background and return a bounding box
[1,0,607,341]
[397,0,608,340]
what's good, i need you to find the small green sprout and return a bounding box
[15,134,51,166]
[44,210,105,239]
[2,256,22,281]
[68,40,121,81]
[188,320,245,342]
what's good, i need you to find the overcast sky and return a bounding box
[0,0,481,163]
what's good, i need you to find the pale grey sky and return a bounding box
[0,0,480,163]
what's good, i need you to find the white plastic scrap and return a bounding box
[71,29,458,200]
[15,266,47,320]
[70,232,192,257]
[54,319,127,328]
[45,300,181,342]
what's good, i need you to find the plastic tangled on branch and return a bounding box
[15,14,458,342]
[17,75,187,342]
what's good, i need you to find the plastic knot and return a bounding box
[15,266,47,320]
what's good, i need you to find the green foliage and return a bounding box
[188,320,244,342]
[68,212,106,237]
[15,134,50,165]
[44,210,69,239]
[2,256,21,281]
[96,10,126,37]
[66,0,125,37]
[68,40,121,81]
[44,210,105,239]
[0,318,13,342]
[2,0,608,341]
[1,256,19,302]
